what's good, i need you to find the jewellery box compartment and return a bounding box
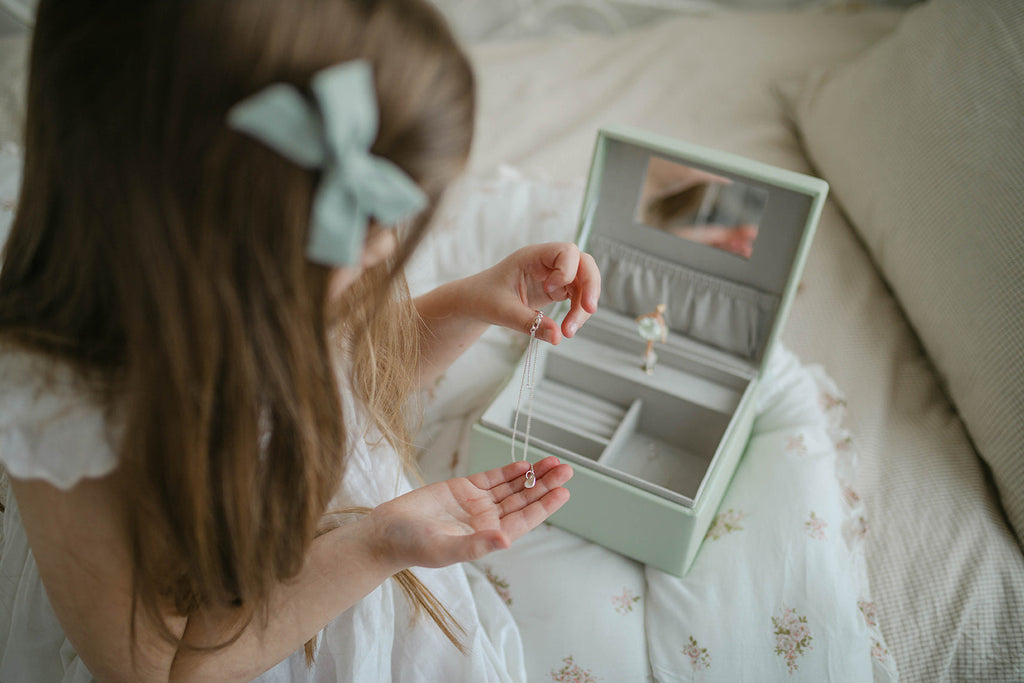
[470,127,828,575]
[481,308,753,506]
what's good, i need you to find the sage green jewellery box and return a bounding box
[469,126,828,576]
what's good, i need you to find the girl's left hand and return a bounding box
[368,456,573,570]
[462,242,601,344]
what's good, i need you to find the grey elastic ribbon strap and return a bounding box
[227,60,427,266]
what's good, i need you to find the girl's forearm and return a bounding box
[413,276,490,387]
[170,516,398,682]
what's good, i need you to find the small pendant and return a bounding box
[524,468,536,489]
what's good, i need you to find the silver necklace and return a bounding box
[510,310,543,488]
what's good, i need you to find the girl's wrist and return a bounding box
[342,514,408,580]
[451,271,492,324]
[423,273,492,328]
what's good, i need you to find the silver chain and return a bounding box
[510,310,543,487]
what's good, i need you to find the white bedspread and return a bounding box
[408,169,894,681]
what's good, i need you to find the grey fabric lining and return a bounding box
[589,234,778,360]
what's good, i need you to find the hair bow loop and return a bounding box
[227,60,427,266]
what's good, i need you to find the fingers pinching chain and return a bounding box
[510,310,543,488]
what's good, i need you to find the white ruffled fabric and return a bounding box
[0,345,525,682]
[0,349,119,488]
[590,233,777,360]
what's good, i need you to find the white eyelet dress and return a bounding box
[0,346,525,682]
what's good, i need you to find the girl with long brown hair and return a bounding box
[0,0,599,680]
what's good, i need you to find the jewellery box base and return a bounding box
[472,308,760,576]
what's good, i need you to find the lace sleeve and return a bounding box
[0,348,119,490]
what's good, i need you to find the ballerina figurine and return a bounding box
[635,304,668,375]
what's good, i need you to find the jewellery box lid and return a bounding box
[577,126,828,366]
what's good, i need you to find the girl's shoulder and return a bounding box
[0,343,120,489]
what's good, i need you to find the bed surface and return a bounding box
[421,7,1024,680]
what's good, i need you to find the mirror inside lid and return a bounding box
[578,126,828,366]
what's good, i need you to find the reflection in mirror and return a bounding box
[636,156,769,259]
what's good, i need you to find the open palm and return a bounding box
[369,457,573,569]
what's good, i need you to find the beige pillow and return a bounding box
[785,0,1024,544]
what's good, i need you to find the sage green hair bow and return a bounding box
[227,60,427,267]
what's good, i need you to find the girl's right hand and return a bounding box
[460,242,601,346]
[367,456,573,571]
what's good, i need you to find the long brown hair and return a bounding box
[0,0,474,662]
